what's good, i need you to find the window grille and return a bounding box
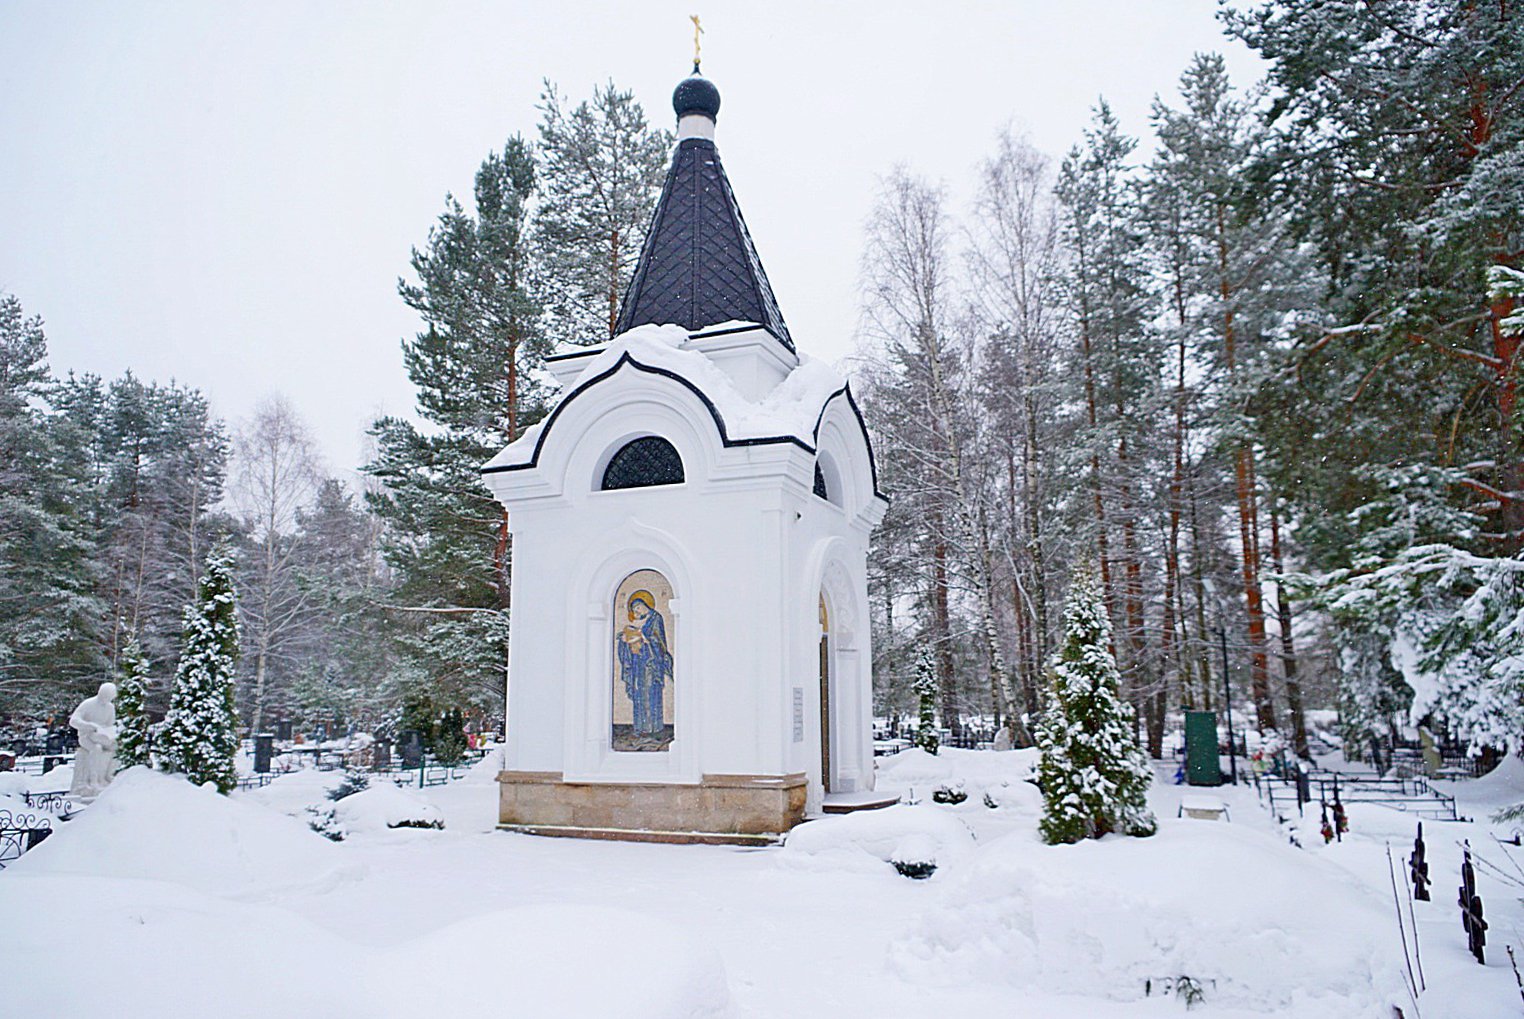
[601,436,685,490]
[813,463,829,501]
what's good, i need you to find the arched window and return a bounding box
[813,462,829,501]
[600,436,684,490]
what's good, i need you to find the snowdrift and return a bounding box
[875,746,1040,802]
[891,820,1403,1016]
[404,905,731,1018]
[9,766,346,897]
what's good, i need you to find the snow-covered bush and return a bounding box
[890,833,940,879]
[1036,568,1156,844]
[931,784,967,805]
[307,803,345,841]
[326,768,370,801]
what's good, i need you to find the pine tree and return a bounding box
[158,539,241,793]
[1054,102,1166,747]
[115,634,152,768]
[1223,1,1524,546]
[536,81,671,345]
[367,138,542,714]
[913,647,940,755]
[1037,568,1156,844]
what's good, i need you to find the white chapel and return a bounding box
[481,66,887,843]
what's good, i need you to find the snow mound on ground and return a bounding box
[26,762,72,793]
[402,904,732,1018]
[462,744,504,784]
[332,785,444,833]
[10,766,345,897]
[892,820,1402,1015]
[877,746,1041,802]
[240,767,343,817]
[0,772,31,798]
[1441,753,1524,811]
[782,804,976,873]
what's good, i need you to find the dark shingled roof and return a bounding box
[613,137,794,352]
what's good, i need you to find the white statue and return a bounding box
[68,681,118,800]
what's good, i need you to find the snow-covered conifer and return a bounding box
[1037,568,1156,844]
[115,634,152,768]
[158,539,242,793]
[913,647,940,755]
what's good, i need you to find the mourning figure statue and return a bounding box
[68,682,118,800]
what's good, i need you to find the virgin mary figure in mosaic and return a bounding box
[615,588,674,750]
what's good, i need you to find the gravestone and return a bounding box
[275,719,293,742]
[253,733,275,774]
[372,737,391,770]
[399,730,424,770]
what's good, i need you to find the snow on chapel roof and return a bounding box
[482,324,846,472]
[612,70,794,352]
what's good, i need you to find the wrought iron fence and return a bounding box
[0,809,52,869]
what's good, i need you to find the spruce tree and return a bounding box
[434,707,467,765]
[0,293,103,712]
[1037,568,1156,844]
[158,539,241,793]
[115,634,152,768]
[913,647,940,755]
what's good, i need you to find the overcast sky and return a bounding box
[0,1,1263,475]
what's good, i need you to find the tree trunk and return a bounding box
[931,524,957,736]
[1269,502,1309,756]
[1218,210,1277,733]
[1187,453,1215,712]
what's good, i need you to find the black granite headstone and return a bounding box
[399,730,424,769]
[253,733,275,774]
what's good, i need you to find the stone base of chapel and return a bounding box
[496,770,807,845]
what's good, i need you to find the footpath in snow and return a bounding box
[2,748,1519,1017]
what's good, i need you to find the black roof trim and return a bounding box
[480,352,886,503]
[544,346,605,363]
[687,322,771,342]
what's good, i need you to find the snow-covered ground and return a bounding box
[3,748,1519,1017]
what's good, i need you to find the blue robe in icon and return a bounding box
[617,609,673,736]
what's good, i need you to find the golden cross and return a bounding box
[690,14,704,71]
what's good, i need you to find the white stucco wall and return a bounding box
[483,329,884,807]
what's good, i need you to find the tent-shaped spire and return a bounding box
[613,71,794,353]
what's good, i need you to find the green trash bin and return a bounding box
[1185,710,1223,786]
